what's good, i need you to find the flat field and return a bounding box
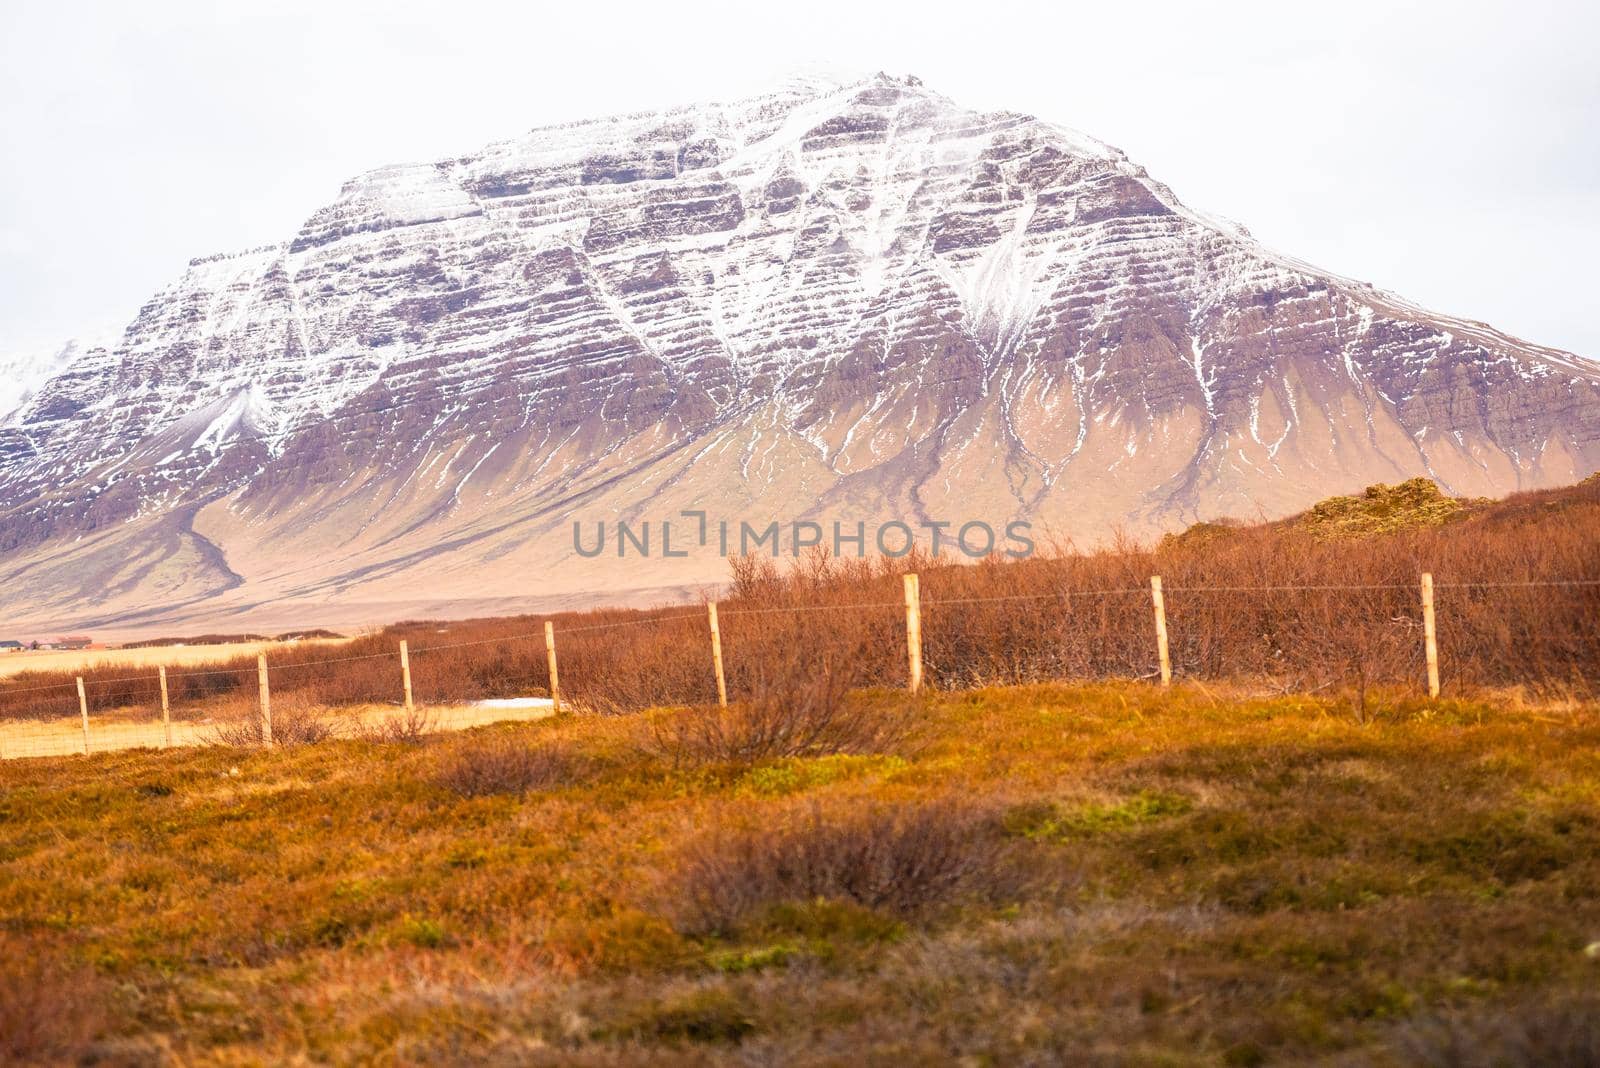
[0,700,553,760]
[2,682,1597,1065]
[0,637,351,680]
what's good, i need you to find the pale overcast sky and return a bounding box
[2,0,1597,358]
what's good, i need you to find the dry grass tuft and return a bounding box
[612,987,758,1045]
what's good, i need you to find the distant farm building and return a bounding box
[45,636,93,651]
[0,640,22,652]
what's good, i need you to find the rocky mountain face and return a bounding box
[3,73,1598,635]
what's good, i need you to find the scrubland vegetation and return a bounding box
[2,681,1599,1064]
[2,477,1597,725]
[2,477,1598,1063]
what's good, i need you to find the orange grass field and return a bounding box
[1,682,1598,1064]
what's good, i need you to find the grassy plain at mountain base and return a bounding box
[0,637,352,681]
[3,682,1598,1065]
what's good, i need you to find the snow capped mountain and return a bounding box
[2,72,1598,635]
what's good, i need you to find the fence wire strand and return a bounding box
[2,573,1597,759]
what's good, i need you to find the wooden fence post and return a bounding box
[904,573,923,694]
[257,654,273,746]
[707,602,728,708]
[1150,576,1172,687]
[77,677,89,755]
[1421,572,1440,699]
[159,666,172,748]
[545,621,561,714]
[399,640,414,712]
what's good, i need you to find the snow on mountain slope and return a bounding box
[0,339,98,428]
[1,72,1597,635]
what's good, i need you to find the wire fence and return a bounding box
[1,570,1596,761]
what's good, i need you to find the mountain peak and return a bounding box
[0,76,1596,634]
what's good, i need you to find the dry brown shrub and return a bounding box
[435,738,581,797]
[0,946,110,1064]
[670,799,1023,935]
[355,704,439,745]
[642,658,916,768]
[207,694,338,747]
[1393,993,1600,1067]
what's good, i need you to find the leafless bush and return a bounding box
[1393,994,1600,1067]
[643,656,915,767]
[435,738,581,797]
[208,697,338,748]
[355,704,438,745]
[0,945,109,1064]
[671,799,1022,935]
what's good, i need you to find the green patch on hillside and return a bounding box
[1004,789,1194,841]
[1158,518,1248,552]
[1297,478,1479,539]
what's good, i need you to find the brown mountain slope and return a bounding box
[1,74,1597,638]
